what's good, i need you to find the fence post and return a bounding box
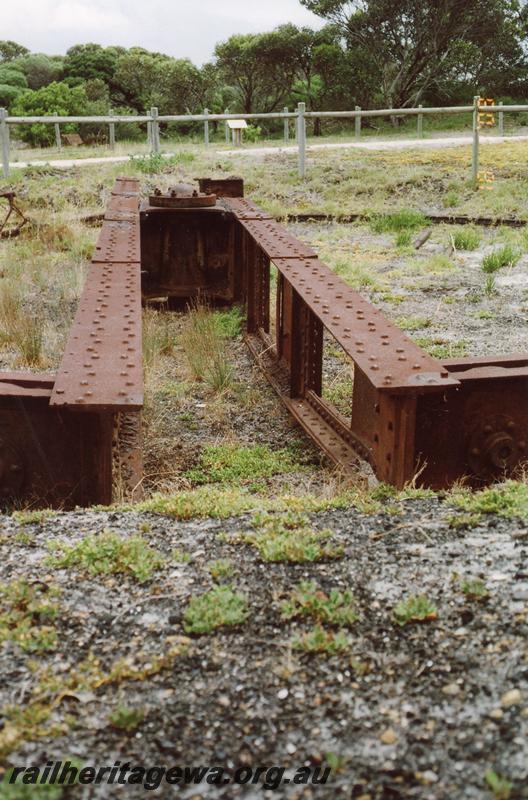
[284,107,289,143]
[498,110,504,136]
[108,109,115,149]
[355,106,361,140]
[417,104,423,138]
[150,107,160,153]
[55,123,61,150]
[472,95,480,187]
[204,108,209,146]
[0,108,9,178]
[297,102,306,179]
[224,108,230,143]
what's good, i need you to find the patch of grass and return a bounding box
[447,512,482,530]
[393,595,437,626]
[0,580,61,653]
[395,315,431,332]
[184,443,303,486]
[482,245,521,273]
[369,209,426,233]
[46,530,165,583]
[183,585,248,634]
[207,558,234,580]
[484,769,512,800]
[449,481,528,522]
[143,310,174,372]
[443,190,460,208]
[395,230,412,248]
[414,335,467,359]
[130,486,363,521]
[421,253,456,273]
[452,227,481,251]
[108,705,145,732]
[291,625,350,655]
[322,374,353,417]
[329,257,384,291]
[172,548,191,563]
[281,581,357,627]
[130,152,167,174]
[214,306,243,339]
[242,512,343,563]
[12,509,54,526]
[461,579,489,602]
[472,309,495,320]
[181,302,234,392]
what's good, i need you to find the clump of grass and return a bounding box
[447,512,481,530]
[461,579,489,602]
[291,625,350,655]
[393,595,437,626]
[482,245,521,273]
[484,769,512,800]
[12,509,54,526]
[370,209,426,233]
[472,309,495,320]
[183,585,248,634]
[0,580,61,652]
[395,230,412,248]
[46,530,165,583]
[452,227,481,251]
[414,336,467,359]
[443,190,460,208]
[130,152,166,174]
[130,486,359,521]
[207,558,234,580]
[242,512,343,563]
[214,306,243,339]
[181,302,234,392]
[395,315,431,332]
[0,280,44,366]
[109,705,145,732]
[281,581,357,627]
[449,481,528,522]
[142,309,174,372]
[184,443,302,486]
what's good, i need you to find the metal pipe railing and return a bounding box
[1,101,527,179]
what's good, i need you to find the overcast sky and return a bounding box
[3,0,324,64]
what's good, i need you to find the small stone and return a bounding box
[419,770,439,785]
[277,688,289,700]
[501,689,522,707]
[489,708,504,720]
[286,742,296,754]
[218,695,230,708]
[380,728,398,745]
[442,682,460,696]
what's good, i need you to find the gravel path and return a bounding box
[1,500,527,798]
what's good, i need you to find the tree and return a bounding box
[11,81,88,146]
[0,64,28,109]
[0,41,29,62]
[13,54,63,89]
[63,44,121,84]
[300,0,527,108]
[214,30,298,113]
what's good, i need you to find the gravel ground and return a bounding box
[0,500,527,799]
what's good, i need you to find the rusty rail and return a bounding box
[2,175,528,509]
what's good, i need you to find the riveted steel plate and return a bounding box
[238,218,317,259]
[50,261,143,411]
[112,177,141,195]
[93,220,140,263]
[272,257,458,394]
[220,197,273,220]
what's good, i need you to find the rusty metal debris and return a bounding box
[0,191,28,238]
[2,175,528,509]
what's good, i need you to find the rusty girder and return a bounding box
[2,176,528,509]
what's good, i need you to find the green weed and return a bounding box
[452,227,481,250]
[109,705,145,732]
[461,579,489,602]
[46,530,164,583]
[242,512,343,563]
[449,481,528,521]
[291,625,350,655]
[484,769,512,800]
[393,595,437,626]
[183,585,248,634]
[0,580,61,653]
[281,581,357,627]
[482,245,521,273]
[369,209,426,233]
[207,559,234,580]
[184,444,302,486]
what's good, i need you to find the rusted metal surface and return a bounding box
[0,191,28,238]
[3,173,528,509]
[149,188,217,209]
[0,178,143,509]
[196,177,244,197]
